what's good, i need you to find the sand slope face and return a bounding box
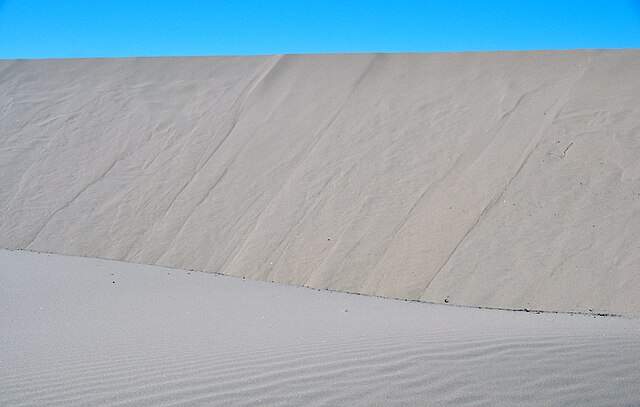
[1,51,640,315]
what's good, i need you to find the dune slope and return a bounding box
[2,250,640,406]
[1,51,639,315]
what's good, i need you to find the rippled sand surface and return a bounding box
[2,250,639,406]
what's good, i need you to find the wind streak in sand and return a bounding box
[1,250,639,407]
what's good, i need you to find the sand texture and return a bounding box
[1,249,639,406]
[1,51,639,315]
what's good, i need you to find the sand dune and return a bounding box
[1,249,639,406]
[1,51,640,316]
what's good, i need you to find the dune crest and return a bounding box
[1,51,639,316]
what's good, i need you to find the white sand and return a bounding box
[1,51,640,316]
[1,249,639,406]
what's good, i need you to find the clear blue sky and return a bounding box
[1,0,639,59]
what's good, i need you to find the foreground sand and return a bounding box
[1,51,640,316]
[1,249,638,406]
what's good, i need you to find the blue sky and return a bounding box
[1,1,639,58]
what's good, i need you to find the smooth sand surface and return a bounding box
[1,51,640,315]
[1,249,639,406]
